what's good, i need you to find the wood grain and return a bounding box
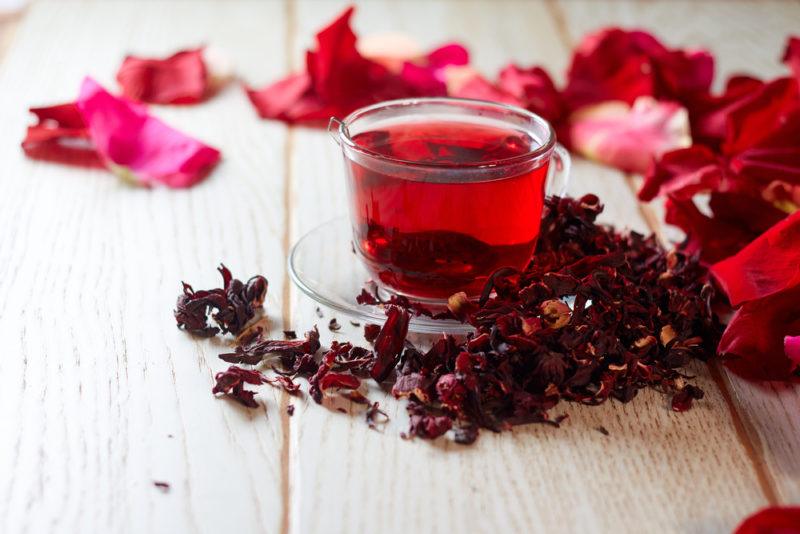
[1,1,798,533]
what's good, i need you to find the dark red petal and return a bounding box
[497,65,565,124]
[370,306,411,382]
[21,102,103,167]
[639,145,722,201]
[318,372,361,391]
[116,48,208,104]
[723,78,800,156]
[733,506,800,534]
[711,211,800,306]
[564,28,712,110]
[719,285,800,380]
[783,36,800,82]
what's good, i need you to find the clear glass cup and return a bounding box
[329,97,570,302]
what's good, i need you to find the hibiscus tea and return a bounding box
[344,120,550,299]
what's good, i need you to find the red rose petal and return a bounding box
[247,7,468,123]
[734,506,800,534]
[21,103,102,167]
[497,65,565,124]
[564,28,713,110]
[400,43,469,96]
[639,145,722,201]
[711,210,800,306]
[783,36,800,82]
[718,285,800,380]
[116,48,209,104]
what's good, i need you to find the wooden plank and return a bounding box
[286,2,769,533]
[0,2,289,532]
[553,0,800,506]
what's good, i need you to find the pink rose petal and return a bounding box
[76,77,220,188]
[568,97,691,174]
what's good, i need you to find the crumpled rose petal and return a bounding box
[718,285,800,380]
[497,65,565,124]
[77,77,221,188]
[21,103,103,167]
[448,71,524,106]
[639,145,722,200]
[116,48,211,104]
[734,506,800,534]
[563,27,713,110]
[711,210,800,306]
[246,7,468,123]
[783,36,800,82]
[400,43,469,96]
[568,96,691,174]
[639,75,800,263]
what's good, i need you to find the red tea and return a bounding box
[346,120,549,299]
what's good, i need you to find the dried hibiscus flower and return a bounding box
[212,366,265,408]
[199,195,719,443]
[175,264,268,337]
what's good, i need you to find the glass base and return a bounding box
[287,216,475,335]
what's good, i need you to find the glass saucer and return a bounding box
[288,216,475,335]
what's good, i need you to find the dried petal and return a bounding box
[370,306,411,382]
[786,336,800,373]
[175,265,267,337]
[116,48,209,104]
[212,366,265,408]
[671,384,704,412]
[564,27,713,110]
[365,402,389,430]
[221,326,320,365]
[21,103,102,167]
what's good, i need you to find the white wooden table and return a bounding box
[1,1,799,533]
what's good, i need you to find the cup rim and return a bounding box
[336,96,556,170]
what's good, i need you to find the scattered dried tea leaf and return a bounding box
[328,318,341,332]
[363,323,381,343]
[220,326,320,365]
[366,402,389,431]
[175,264,268,337]
[153,481,171,493]
[212,366,265,408]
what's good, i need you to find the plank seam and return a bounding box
[279,0,297,533]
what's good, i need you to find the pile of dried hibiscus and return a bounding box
[176,195,720,444]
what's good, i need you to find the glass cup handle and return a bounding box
[328,117,344,146]
[547,143,572,197]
